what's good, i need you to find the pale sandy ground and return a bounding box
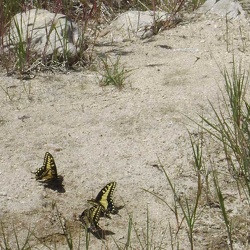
[1,10,250,249]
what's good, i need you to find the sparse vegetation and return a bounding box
[99,55,132,89]
[0,0,200,76]
[1,58,250,248]
[2,1,250,250]
[141,60,250,249]
[0,0,101,74]
[0,221,32,250]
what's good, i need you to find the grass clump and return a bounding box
[0,222,32,250]
[212,171,233,249]
[0,1,100,75]
[194,60,250,248]
[0,0,203,76]
[200,60,250,199]
[142,59,250,249]
[99,56,132,89]
[112,208,169,249]
[144,139,203,250]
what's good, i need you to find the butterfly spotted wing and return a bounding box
[79,205,102,232]
[35,152,58,181]
[88,182,118,215]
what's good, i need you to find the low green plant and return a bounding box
[0,0,99,74]
[52,202,83,250]
[160,166,201,250]
[8,9,39,74]
[22,80,33,100]
[0,84,16,101]
[224,15,250,53]
[124,214,133,249]
[0,222,32,250]
[11,13,29,73]
[143,131,203,249]
[83,227,90,250]
[225,14,231,52]
[134,0,190,12]
[0,0,24,39]
[144,183,182,231]
[185,59,250,249]
[212,170,233,250]
[0,222,10,250]
[112,206,170,249]
[132,206,153,250]
[99,56,132,89]
[239,26,246,52]
[33,202,83,249]
[198,60,250,200]
[190,0,206,10]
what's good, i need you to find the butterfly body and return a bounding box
[88,182,118,216]
[79,205,102,232]
[35,152,58,182]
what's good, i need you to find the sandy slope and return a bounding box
[1,11,250,249]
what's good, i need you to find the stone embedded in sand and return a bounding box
[105,11,172,41]
[198,0,246,19]
[5,9,82,63]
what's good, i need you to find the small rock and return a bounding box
[197,0,246,19]
[107,11,171,41]
[5,9,82,63]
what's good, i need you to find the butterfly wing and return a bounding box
[35,152,58,181]
[79,205,102,232]
[88,182,117,215]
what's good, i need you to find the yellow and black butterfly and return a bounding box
[35,152,58,182]
[88,182,118,216]
[79,205,102,232]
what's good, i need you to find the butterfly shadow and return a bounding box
[42,176,65,193]
[90,228,115,240]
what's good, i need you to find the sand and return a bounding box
[1,10,250,249]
